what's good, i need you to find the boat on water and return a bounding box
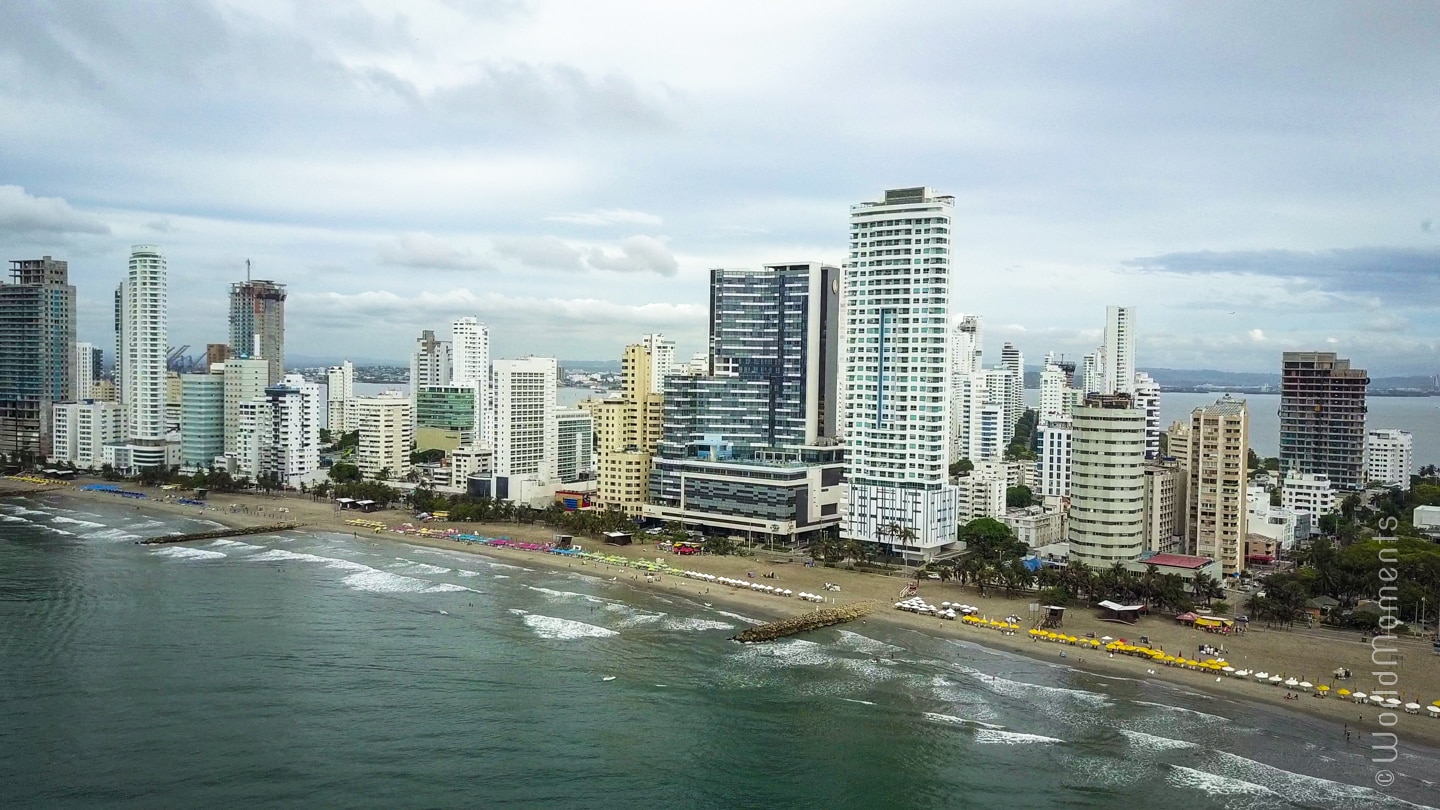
[602,676,617,682]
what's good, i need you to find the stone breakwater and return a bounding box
[731,601,879,643]
[139,524,303,545]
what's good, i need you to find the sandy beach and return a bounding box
[10,476,1440,751]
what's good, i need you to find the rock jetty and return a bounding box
[139,523,302,545]
[731,600,879,643]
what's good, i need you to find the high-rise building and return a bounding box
[410,329,452,394]
[228,277,286,385]
[842,187,959,559]
[326,360,355,434]
[1279,352,1368,491]
[1133,370,1161,460]
[1103,305,1135,396]
[179,368,225,469]
[222,357,269,459]
[1000,342,1024,437]
[255,375,322,485]
[1184,396,1250,575]
[1080,348,1105,395]
[353,393,413,479]
[1039,360,1071,419]
[1038,415,1073,500]
[205,343,231,368]
[415,385,478,451]
[950,315,983,375]
[555,407,594,483]
[73,342,101,406]
[51,400,121,469]
[492,357,558,481]
[1142,459,1184,555]
[583,344,663,514]
[645,262,846,545]
[642,333,676,395]
[1,256,75,457]
[109,245,168,471]
[1365,428,1413,490]
[1281,471,1336,519]
[450,318,492,445]
[1067,393,1147,567]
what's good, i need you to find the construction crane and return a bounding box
[166,345,205,373]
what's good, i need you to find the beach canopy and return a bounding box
[1428,706,1440,715]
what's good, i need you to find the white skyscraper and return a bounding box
[111,245,168,470]
[1365,429,1414,489]
[409,329,452,392]
[72,342,100,403]
[325,360,355,433]
[842,187,959,560]
[1133,370,1161,459]
[451,317,492,445]
[1103,305,1136,396]
[1080,348,1105,395]
[222,357,269,459]
[1039,361,1071,419]
[641,333,676,394]
[1038,415,1073,500]
[1000,342,1024,438]
[492,356,558,480]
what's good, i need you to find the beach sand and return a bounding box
[10,477,1440,750]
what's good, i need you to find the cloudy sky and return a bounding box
[2,1,1437,374]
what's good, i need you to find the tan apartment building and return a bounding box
[1184,396,1249,575]
[581,341,664,515]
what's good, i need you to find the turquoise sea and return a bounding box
[2,495,1437,809]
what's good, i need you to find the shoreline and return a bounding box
[10,477,1440,753]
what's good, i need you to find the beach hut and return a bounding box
[1097,600,1144,624]
[602,531,633,546]
[355,499,379,513]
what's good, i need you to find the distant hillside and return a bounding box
[561,360,622,373]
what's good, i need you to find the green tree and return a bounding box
[329,462,362,483]
[1005,485,1034,509]
[949,458,974,477]
[958,518,1024,562]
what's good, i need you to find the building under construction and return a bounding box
[1279,351,1369,491]
[229,272,286,385]
[0,257,75,458]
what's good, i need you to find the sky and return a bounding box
[1,1,1437,375]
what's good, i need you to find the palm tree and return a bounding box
[1190,572,1221,606]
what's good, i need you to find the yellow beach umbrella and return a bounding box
[1337,689,1351,696]
[1317,685,1330,692]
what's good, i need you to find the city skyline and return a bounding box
[0,3,1436,374]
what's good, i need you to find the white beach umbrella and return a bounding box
[1405,702,1422,713]
[1284,678,1299,688]
[1426,705,1440,716]
[1369,694,1385,704]
[1255,672,1269,681]
[1352,692,1368,702]
[1298,681,1312,690]
[1384,698,1402,708]
[1222,667,1236,674]
[1269,675,1283,684]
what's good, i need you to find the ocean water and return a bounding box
[2,496,1436,809]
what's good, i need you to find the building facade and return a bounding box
[112,245,168,470]
[222,357,270,459]
[73,342,101,406]
[229,278,286,385]
[51,400,121,469]
[1142,460,1184,555]
[1183,397,1249,574]
[450,317,492,445]
[584,344,663,514]
[1103,305,1135,396]
[1133,370,1161,460]
[179,369,225,469]
[842,187,960,559]
[1,256,75,458]
[492,357,558,481]
[1365,428,1413,490]
[555,407,594,484]
[1038,415,1073,501]
[326,360,355,434]
[1067,394,1147,567]
[416,385,478,449]
[354,394,413,479]
[1279,352,1368,491]
[1281,471,1336,519]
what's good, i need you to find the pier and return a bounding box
[139,524,303,545]
[731,601,879,643]
[0,486,63,498]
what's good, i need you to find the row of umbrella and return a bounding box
[676,570,808,600]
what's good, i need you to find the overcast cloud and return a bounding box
[1,1,1437,374]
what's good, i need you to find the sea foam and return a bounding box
[973,730,1064,745]
[508,609,618,640]
[151,546,227,561]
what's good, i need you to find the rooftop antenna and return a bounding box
[246,259,251,282]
